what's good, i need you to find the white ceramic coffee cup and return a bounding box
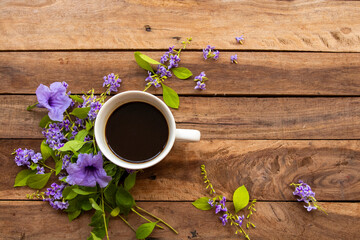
[94,91,200,169]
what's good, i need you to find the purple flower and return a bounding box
[203,45,219,60]
[235,36,244,44]
[215,204,222,214]
[36,82,72,121]
[194,81,206,90]
[145,72,161,88]
[292,180,319,212]
[157,66,172,78]
[231,54,238,64]
[213,50,219,60]
[66,152,112,188]
[235,215,244,226]
[42,122,67,150]
[219,214,228,226]
[62,81,68,89]
[36,166,45,174]
[31,153,42,163]
[88,101,102,121]
[168,55,180,69]
[208,199,214,207]
[160,53,169,64]
[194,72,206,82]
[84,135,92,142]
[305,205,317,212]
[219,196,226,207]
[14,148,36,167]
[62,154,71,170]
[44,182,68,210]
[103,73,121,94]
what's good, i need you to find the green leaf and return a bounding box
[138,53,161,65]
[110,207,120,217]
[233,185,250,213]
[124,172,137,191]
[70,107,91,119]
[29,163,38,170]
[39,114,53,128]
[40,140,53,161]
[27,103,38,111]
[63,186,78,200]
[59,140,86,153]
[89,198,103,212]
[104,183,117,206]
[81,199,93,211]
[86,121,93,131]
[192,197,212,210]
[90,232,102,240]
[70,95,84,104]
[89,210,103,227]
[26,173,52,189]
[68,210,81,222]
[171,67,193,79]
[73,188,97,195]
[136,222,157,239]
[75,129,89,142]
[134,52,154,72]
[55,160,62,175]
[14,169,36,187]
[162,84,179,109]
[115,187,135,215]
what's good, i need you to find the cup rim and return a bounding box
[94,90,176,169]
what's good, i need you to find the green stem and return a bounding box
[135,205,178,234]
[93,139,98,154]
[27,102,39,111]
[41,163,55,171]
[65,110,74,123]
[119,215,136,233]
[143,84,152,92]
[131,208,164,230]
[101,189,110,240]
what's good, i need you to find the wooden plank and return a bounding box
[2,95,360,139]
[2,139,359,201]
[0,1,360,51]
[0,201,359,239]
[1,51,360,95]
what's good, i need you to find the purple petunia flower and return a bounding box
[231,54,238,64]
[36,82,72,122]
[66,152,111,188]
[219,214,228,226]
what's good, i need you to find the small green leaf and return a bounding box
[14,169,36,187]
[75,129,89,142]
[68,209,81,222]
[162,84,179,109]
[27,103,38,111]
[104,183,117,206]
[63,186,78,200]
[90,232,102,240]
[73,188,97,195]
[89,198,103,212]
[115,186,135,215]
[39,114,53,128]
[136,222,157,239]
[55,160,62,175]
[124,172,137,191]
[70,107,91,119]
[70,95,84,104]
[192,197,212,210]
[26,172,52,189]
[29,163,38,170]
[40,140,53,161]
[86,121,93,131]
[171,67,193,79]
[80,199,92,211]
[134,52,154,72]
[233,185,250,213]
[138,53,161,65]
[110,207,120,217]
[59,140,86,153]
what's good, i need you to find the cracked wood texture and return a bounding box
[1,0,360,239]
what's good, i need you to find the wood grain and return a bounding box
[0,201,359,240]
[0,1,360,51]
[1,51,360,95]
[2,95,360,139]
[2,139,359,201]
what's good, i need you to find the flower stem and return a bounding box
[135,205,178,234]
[131,208,164,230]
[118,215,136,232]
[101,189,110,240]
[65,110,74,123]
[27,102,39,111]
[41,162,55,171]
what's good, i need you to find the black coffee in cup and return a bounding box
[105,101,169,163]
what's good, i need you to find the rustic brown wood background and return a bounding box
[1,0,360,239]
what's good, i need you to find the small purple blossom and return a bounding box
[157,66,172,78]
[235,36,244,44]
[168,55,180,69]
[208,199,214,207]
[62,154,71,170]
[215,204,222,214]
[235,215,244,226]
[145,72,161,88]
[194,81,206,90]
[231,54,238,64]
[292,180,320,212]
[219,196,226,207]
[36,82,72,121]
[62,81,68,89]
[194,72,206,82]
[203,45,219,60]
[44,182,68,210]
[14,148,38,167]
[103,73,121,94]
[31,153,42,163]
[42,122,67,150]
[88,101,102,121]
[66,152,111,188]
[36,166,45,174]
[84,135,91,142]
[219,214,228,226]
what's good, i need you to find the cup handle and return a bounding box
[175,129,201,142]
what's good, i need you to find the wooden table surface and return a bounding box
[1,1,360,239]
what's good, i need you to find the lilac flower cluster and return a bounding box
[156,65,172,78]
[145,71,161,88]
[160,46,181,70]
[88,101,102,121]
[14,148,42,169]
[208,197,228,226]
[103,73,122,94]
[42,122,67,150]
[62,154,71,170]
[44,182,69,210]
[231,54,238,64]
[203,45,219,60]
[194,72,208,90]
[292,180,318,211]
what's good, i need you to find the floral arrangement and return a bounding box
[13,77,177,239]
